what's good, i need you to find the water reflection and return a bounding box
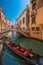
[2,32,30,65]
[2,48,20,65]
[2,31,43,65]
[7,32,16,39]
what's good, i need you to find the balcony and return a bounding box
[31,9,37,16]
[31,0,37,3]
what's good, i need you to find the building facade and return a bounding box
[29,0,43,40]
[0,7,12,32]
[0,7,5,31]
[16,6,29,32]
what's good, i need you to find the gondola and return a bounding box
[6,42,43,65]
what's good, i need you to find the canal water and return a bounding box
[1,31,43,65]
[1,32,31,65]
[2,45,30,65]
[2,48,20,65]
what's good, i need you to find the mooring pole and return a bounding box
[0,46,2,65]
[0,55,2,65]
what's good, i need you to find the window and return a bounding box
[20,20,21,25]
[36,27,40,31]
[32,16,36,23]
[32,3,36,10]
[23,17,25,24]
[32,27,35,31]
[31,0,36,3]
[23,27,25,30]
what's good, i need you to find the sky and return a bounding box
[0,0,30,24]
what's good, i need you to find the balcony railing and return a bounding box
[31,9,37,16]
[16,24,29,33]
[16,26,30,37]
[31,0,37,3]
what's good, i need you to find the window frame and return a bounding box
[32,3,36,10]
[32,16,36,24]
[32,27,35,31]
[36,27,40,31]
[23,17,25,24]
[20,20,21,25]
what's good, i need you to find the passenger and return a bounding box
[24,50,29,56]
[24,49,33,59]
[16,46,20,50]
[20,48,25,52]
[28,48,33,57]
[29,48,32,53]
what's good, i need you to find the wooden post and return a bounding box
[0,55,2,65]
[0,45,3,65]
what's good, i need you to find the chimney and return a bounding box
[27,5,28,8]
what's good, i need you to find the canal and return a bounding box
[2,47,20,65]
[0,32,32,65]
[2,45,31,65]
[0,31,43,65]
[16,36,43,55]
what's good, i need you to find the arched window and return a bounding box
[32,16,36,23]
[32,3,36,10]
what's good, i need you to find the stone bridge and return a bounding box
[0,28,30,38]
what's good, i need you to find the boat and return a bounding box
[6,42,43,65]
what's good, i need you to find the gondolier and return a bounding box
[2,36,6,50]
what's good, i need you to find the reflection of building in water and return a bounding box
[7,32,12,38]
[12,32,16,39]
[7,32,16,39]
[29,0,43,40]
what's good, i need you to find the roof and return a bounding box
[16,7,29,21]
